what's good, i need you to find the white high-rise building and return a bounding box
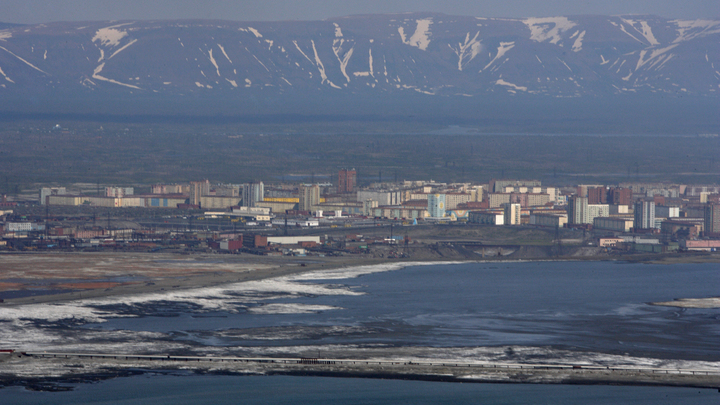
[242,182,264,207]
[299,184,320,211]
[567,196,589,224]
[503,203,521,225]
[428,194,446,218]
[634,200,656,230]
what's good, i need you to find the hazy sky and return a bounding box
[1,0,717,24]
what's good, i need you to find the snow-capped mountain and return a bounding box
[0,13,718,119]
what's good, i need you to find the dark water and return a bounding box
[2,374,718,405]
[92,261,720,359]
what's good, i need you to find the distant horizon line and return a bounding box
[2,12,718,26]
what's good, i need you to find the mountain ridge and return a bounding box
[0,13,718,131]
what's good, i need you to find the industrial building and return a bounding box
[40,187,67,205]
[593,217,634,232]
[529,213,567,228]
[469,211,504,225]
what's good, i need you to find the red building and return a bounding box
[588,187,608,204]
[608,187,632,206]
[338,168,356,193]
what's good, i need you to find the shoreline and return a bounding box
[2,250,719,307]
[1,353,718,392]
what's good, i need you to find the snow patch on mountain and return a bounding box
[634,44,679,72]
[207,48,220,76]
[0,66,14,82]
[217,44,232,64]
[311,39,340,89]
[672,19,720,43]
[620,19,660,46]
[108,39,137,59]
[639,21,660,45]
[399,18,433,51]
[0,45,48,75]
[496,79,527,92]
[0,31,11,41]
[92,26,129,47]
[571,30,586,52]
[451,31,482,71]
[612,20,644,44]
[247,27,262,38]
[524,17,577,44]
[332,39,354,82]
[93,62,141,89]
[482,42,514,72]
[333,23,343,38]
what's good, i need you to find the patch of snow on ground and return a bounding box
[208,48,220,76]
[247,304,342,315]
[195,81,204,87]
[332,39,354,82]
[368,48,374,77]
[523,17,577,44]
[333,23,343,38]
[108,39,137,59]
[572,30,586,52]
[247,27,262,38]
[0,31,12,41]
[451,31,482,71]
[496,79,527,92]
[399,18,433,51]
[311,40,339,88]
[634,44,678,71]
[251,54,270,72]
[292,41,314,64]
[217,44,232,64]
[92,27,128,47]
[0,66,14,82]
[245,78,251,87]
[617,22,644,44]
[672,19,720,43]
[556,57,573,72]
[0,46,49,75]
[482,42,514,71]
[225,78,238,87]
[639,20,660,45]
